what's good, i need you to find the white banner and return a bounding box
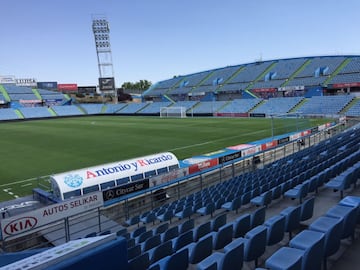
[16,78,37,87]
[1,192,103,239]
[0,75,16,84]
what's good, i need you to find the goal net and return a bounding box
[160,107,187,118]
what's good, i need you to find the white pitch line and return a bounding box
[21,183,33,187]
[169,129,268,152]
[0,177,44,187]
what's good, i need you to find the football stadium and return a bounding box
[1,56,360,270]
[2,5,360,270]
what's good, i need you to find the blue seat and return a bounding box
[157,209,174,223]
[300,196,315,222]
[179,218,195,234]
[280,205,302,239]
[232,213,251,238]
[284,181,309,204]
[175,206,193,220]
[251,206,266,228]
[325,204,359,240]
[243,225,267,267]
[136,230,153,244]
[241,191,252,205]
[194,221,211,241]
[140,212,157,225]
[151,248,189,270]
[215,197,226,210]
[127,238,136,248]
[127,244,141,261]
[131,226,146,238]
[264,214,286,246]
[142,234,162,252]
[172,230,194,251]
[116,228,127,237]
[161,226,179,242]
[197,202,215,217]
[148,240,173,264]
[265,246,303,270]
[181,234,213,264]
[309,216,343,270]
[197,239,244,270]
[211,213,227,232]
[251,190,272,208]
[271,185,282,200]
[125,215,140,227]
[128,252,150,270]
[289,229,325,270]
[339,195,360,223]
[154,222,169,235]
[221,195,242,213]
[210,223,233,250]
[325,170,354,198]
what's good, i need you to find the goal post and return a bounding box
[160,107,187,118]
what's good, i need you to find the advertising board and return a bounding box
[1,192,103,239]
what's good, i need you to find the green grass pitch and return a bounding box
[0,116,328,201]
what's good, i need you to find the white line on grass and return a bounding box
[0,177,40,187]
[169,129,267,152]
[21,183,33,187]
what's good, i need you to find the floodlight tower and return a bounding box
[91,15,117,101]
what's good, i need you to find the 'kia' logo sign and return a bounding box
[4,217,38,235]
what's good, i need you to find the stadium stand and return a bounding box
[51,105,84,116]
[37,88,67,100]
[293,95,354,115]
[3,85,39,101]
[116,102,148,114]
[18,107,53,119]
[0,108,19,120]
[103,103,128,113]
[78,104,104,114]
[251,97,304,115]
[138,101,172,114]
[1,56,360,270]
[345,98,360,117]
[191,101,228,114]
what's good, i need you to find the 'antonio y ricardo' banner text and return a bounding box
[1,192,104,239]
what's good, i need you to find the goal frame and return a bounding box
[160,107,187,118]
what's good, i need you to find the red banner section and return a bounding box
[252,88,277,93]
[332,82,360,88]
[188,158,219,174]
[261,140,278,151]
[214,113,249,118]
[57,83,78,91]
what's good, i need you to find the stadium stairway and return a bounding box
[279,59,312,88]
[0,85,11,102]
[323,58,352,86]
[47,107,58,116]
[14,109,24,119]
[339,97,359,115]
[215,66,246,92]
[244,62,277,98]
[32,88,43,100]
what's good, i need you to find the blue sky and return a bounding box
[1,0,359,87]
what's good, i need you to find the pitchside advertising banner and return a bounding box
[1,192,104,239]
[99,77,115,91]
